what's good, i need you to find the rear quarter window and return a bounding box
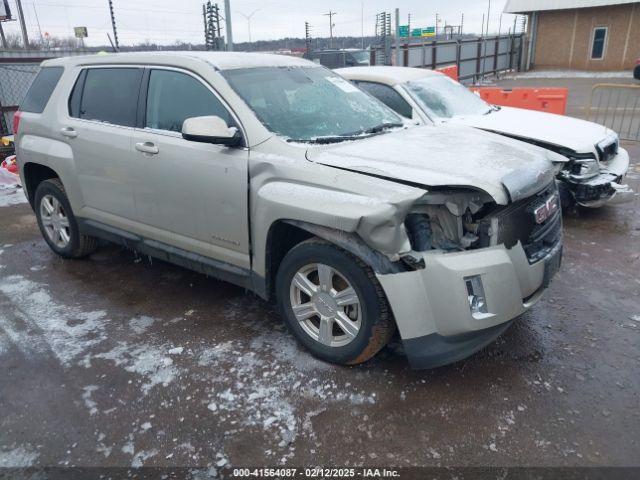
[20,67,64,113]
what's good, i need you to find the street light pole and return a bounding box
[224,0,234,51]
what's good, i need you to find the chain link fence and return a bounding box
[0,62,41,135]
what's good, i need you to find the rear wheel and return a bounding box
[634,65,640,80]
[34,179,98,258]
[276,239,395,365]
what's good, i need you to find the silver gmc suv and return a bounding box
[15,52,563,369]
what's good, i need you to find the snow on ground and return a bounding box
[0,168,25,206]
[503,70,633,80]
[0,445,39,467]
[0,266,382,467]
[0,187,27,208]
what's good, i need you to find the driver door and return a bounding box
[130,68,250,269]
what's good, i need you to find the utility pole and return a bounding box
[15,0,29,49]
[486,0,491,36]
[32,4,44,47]
[361,2,364,49]
[0,22,6,49]
[435,13,439,37]
[107,0,119,51]
[324,11,336,49]
[394,8,399,65]
[305,21,311,54]
[224,0,233,51]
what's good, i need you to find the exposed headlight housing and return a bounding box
[596,134,619,163]
[567,158,599,180]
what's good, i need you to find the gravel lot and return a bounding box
[0,76,639,475]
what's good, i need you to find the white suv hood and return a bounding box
[449,106,614,154]
[306,124,560,205]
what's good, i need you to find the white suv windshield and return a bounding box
[222,66,402,143]
[405,76,492,119]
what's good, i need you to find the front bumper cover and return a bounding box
[562,148,634,207]
[377,240,561,369]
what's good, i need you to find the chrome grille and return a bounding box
[479,182,562,264]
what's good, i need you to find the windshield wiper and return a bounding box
[363,122,405,134]
[287,135,361,144]
[286,122,404,145]
[484,105,501,115]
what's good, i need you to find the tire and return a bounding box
[34,178,98,259]
[634,65,640,81]
[275,239,395,366]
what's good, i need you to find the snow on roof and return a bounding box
[47,51,315,70]
[504,0,638,13]
[335,66,442,86]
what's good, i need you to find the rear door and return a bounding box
[130,67,250,269]
[65,66,143,221]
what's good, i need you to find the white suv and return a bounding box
[15,52,563,369]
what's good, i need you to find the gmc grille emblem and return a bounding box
[534,194,559,224]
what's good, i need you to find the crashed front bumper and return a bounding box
[563,148,634,207]
[376,240,561,369]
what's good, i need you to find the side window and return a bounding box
[591,27,607,60]
[20,67,64,113]
[76,68,143,127]
[356,81,413,119]
[145,69,233,133]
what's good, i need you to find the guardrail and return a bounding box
[587,83,640,142]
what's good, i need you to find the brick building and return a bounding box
[504,0,640,70]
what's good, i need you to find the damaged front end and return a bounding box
[555,136,633,208]
[378,182,563,369]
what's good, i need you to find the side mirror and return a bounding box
[182,116,242,147]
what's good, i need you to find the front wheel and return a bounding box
[634,65,640,80]
[275,239,395,366]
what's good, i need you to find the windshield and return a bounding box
[222,66,402,142]
[349,51,370,64]
[405,76,492,119]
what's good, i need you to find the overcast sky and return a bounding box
[1,0,521,46]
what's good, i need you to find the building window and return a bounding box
[591,27,607,60]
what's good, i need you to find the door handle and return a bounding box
[135,142,159,155]
[60,127,77,139]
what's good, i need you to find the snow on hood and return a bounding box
[306,124,558,205]
[450,106,614,154]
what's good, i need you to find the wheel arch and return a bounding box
[263,219,406,301]
[22,162,60,208]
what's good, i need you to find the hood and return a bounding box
[306,124,558,205]
[449,106,613,154]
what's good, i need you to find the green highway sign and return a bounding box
[398,25,409,38]
[410,27,436,37]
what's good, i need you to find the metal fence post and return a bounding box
[0,97,7,136]
[431,40,437,70]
